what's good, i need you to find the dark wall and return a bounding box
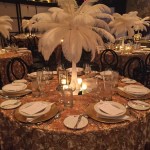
[76,0,127,14]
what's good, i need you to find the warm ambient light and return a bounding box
[61,79,67,85]
[81,83,87,91]
[77,78,82,85]
[60,39,64,43]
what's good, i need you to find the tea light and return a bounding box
[125,45,132,54]
[61,79,67,85]
[82,83,87,91]
[63,85,69,90]
[77,78,82,85]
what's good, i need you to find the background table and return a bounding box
[0,50,33,85]
[94,50,149,70]
[0,77,150,150]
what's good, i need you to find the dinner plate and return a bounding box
[0,100,21,109]
[124,85,150,97]
[100,70,112,76]
[27,72,37,78]
[0,89,32,97]
[2,83,27,93]
[94,101,126,118]
[86,104,129,124]
[15,103,58,124]
[128,100,150,111]
[121,78,137,84]
[19,101,54,117]
[53,71,57,75]
[18,47,28,50]
[28,71,52,78]
[13,79,27,84]
[63,115,88,129]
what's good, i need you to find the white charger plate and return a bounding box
[121,78,137,84]
[128,100,150,111]
[18,47,27,50]
[0,100,21,109]
[100,70,112,76]
[13,79,27,84]
[124,85,150,97]
[63,115,88,129]
[19,101,53,117]
[2,83,27,93]
[94,101,126,119]
[27,72,37,78]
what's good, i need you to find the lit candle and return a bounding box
[63,85,69,90]
[60,39,64,43]
[82,83,87,91]
[77,78,82,85]
[61,79,67,85]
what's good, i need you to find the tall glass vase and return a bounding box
[70,61,78,89]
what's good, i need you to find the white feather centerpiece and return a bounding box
[37,0,115,89]
[109,11,150,47]
[0,16,13,39]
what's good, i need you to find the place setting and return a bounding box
[127,100,150,111]
[121,78,137,84]
[14,101,58,124]
[0,82,32,98]
[63,114,88,130]
[117,84,150,99]
[86,101,134,124]
[0,99,22,109]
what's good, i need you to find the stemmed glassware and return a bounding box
[84,63,91,76]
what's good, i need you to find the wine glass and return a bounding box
[84,63,91,76]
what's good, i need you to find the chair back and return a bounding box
[145,53,150,68]
[123,56,145,83]
[100,49,118,71]
[0,77,3,89]
[144,53,150,87]
[6,57,30,83]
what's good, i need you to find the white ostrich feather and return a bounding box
[109,11,143,38]
[93,27,115,42]
[0,16,13,38]
[31,13,52,22]
[37,0,114,87]
[93,13,113,20]
[38,0,114,63]
[134,16,150,31]
[22,19,30,30]
[57,0,78,14]
[77,3,111,16]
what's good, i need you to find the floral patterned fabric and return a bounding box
[94,51,149,71]
[0,78,150,150]
[0,51,33,85]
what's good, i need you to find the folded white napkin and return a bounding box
[20,102,48,115]
[98,102,124,116]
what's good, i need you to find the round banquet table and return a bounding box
[94,50,149,70]
[0,76,150,150]
[0,50,33,86]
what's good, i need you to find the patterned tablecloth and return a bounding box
[0,77,150,150]
[0,50,33,85]
[94,51,149,70]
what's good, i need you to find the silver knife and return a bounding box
[74,115,83,129]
